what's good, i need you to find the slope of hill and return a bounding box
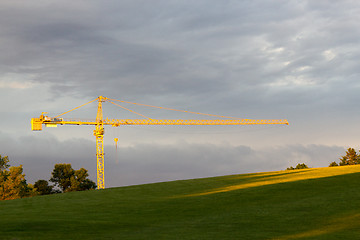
[1,166,360,239]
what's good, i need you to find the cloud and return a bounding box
[0,0,359,117]
[1,1,358,99]
[0,81,33,89]
[1,131,345,188]
[93,143,346,187]
[0,73,35,89]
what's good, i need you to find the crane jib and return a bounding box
[32,118,289,129]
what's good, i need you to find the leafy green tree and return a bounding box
[329,161,339,167]
[34,180,54,195]
[295,163,309,169]
[339,148,360,166]
[50,164,96,192]
[287,163,309,170]
[79,179,97,191]
[26,184,39,197]
[50,163,75,192]
[71,168,96,191]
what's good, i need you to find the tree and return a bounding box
[50,163,75,192]
[26,184,39,197]
[329,161,339,167]
[78,179,97,191]
[287,163,309,170]
[0,165,29,200]
[50,164,96,192]
[0,154,9,171]
[339,148,360,166]
[34,180,54,195]
[72,168,96,191]
[295,163,309,169]
[1,155,32,200]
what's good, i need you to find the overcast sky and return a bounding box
[1,0,360,188]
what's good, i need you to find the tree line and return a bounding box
[0,154,96,201]
[3,147,360,200]
[329,147,360,167]
[287,148,360,170]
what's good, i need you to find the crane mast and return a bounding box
[94,96,105,189]
[31,96,289,189]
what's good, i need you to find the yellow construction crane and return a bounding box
[31,96,289,189]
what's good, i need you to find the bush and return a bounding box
[287,163,309,170]
[329,161,339,167]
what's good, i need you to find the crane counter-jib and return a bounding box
[31,118,98,130]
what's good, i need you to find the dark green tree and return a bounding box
[287,163,309,170]
[34,179,54,195]
[50,163,75,192]
[339,148,360,166]
[295,163,309,169]
[79,179,97,191]
[73,168,96,191]
[50,163,96,192]
[329,161,339,167]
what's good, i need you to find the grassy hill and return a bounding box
[1,166,360,239]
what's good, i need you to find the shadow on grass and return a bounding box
[272,212,360,240]
[173,166,360,198]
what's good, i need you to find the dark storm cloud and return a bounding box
[1,0,359,112]
[0,3,333,94]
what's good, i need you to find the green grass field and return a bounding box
[1,165,360,239]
